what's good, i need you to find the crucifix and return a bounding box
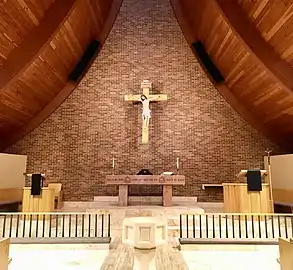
[124,80,167,144]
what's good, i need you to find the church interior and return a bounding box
[1,0,293,269]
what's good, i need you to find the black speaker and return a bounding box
[31,174,43,196]
[192,41,224,83]
[69,40,101,82]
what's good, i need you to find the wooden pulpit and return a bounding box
[223,170,272,213]
[22,187,54,213]
[105,175,185,207]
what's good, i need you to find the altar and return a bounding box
[105,175,185,206]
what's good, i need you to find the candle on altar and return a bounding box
[176,157,179,170]
[112,157,115,169]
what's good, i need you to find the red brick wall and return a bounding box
[6,0,277,201]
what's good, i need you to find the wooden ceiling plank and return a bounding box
[0,0,76,90]
[216,0,293,96]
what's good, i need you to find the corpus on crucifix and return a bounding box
[125,80,167,144]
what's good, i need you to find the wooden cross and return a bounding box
[124,80,167,144]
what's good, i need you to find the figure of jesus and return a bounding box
[140,94,155,126]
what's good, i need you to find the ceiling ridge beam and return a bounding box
[215,0,293,96]
[0,0,124,151]
[0,0,77,90]
[170,0,290,151]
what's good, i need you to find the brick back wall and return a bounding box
[6,0,276,201]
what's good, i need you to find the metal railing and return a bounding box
[0,212,111,244]
[179,213,293,244]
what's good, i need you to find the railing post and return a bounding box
[179,215,182,238]
[2,215,7,237]
[219,215,221,238]
[199,215,202,238]
[238,215,241,238]
[108,214,111,237]
[101,214,104,237]
[69,215,71,237]
[206,215,209,238]
[284,216,288,238]
[264,215,268,239]
[9,215,13,237]
[271,215,275,239]
[22,215,26,237]
[186,215,189,238]
[258,215,261,238]
[277,215,281,237]
[62,214,65,237]
[192,215,195,238]
[16,215,20,237]
[95,214,98,238]
[88,214,91,238]
[36,214,39,237]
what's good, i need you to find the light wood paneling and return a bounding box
[22,187,54,213]
[223,183,272,213]
[239,0,293,66]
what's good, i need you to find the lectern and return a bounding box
[223,170,273,213]
[22,187,54,213]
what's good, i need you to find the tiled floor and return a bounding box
[8,244,281,270]
[182,246,280,270]
[8,244,109,270]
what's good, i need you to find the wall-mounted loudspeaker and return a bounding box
[69,40,101,82]
[192,41,224,83]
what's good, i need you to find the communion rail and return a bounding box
[179,213,293,245]
[0,212,111,244]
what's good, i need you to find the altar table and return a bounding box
[105,175,185,206]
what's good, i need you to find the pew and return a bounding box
[0,238,10,270]
[278,238,293,270]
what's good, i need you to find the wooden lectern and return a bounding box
[22,187,54,213]
[223,170,273,213]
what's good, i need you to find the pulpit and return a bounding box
[223,170,273,213]
[105,175,185,206]
[22,187,54,213]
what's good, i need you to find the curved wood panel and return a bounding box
[0,0,76,90]
[0,0,56,67]
[0,0,123,150]
[171,0,293,151]
[238,0,293,67]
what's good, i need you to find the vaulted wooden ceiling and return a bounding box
[1,0,293,151]
[171,0,293,151]
[0,0,122,149]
